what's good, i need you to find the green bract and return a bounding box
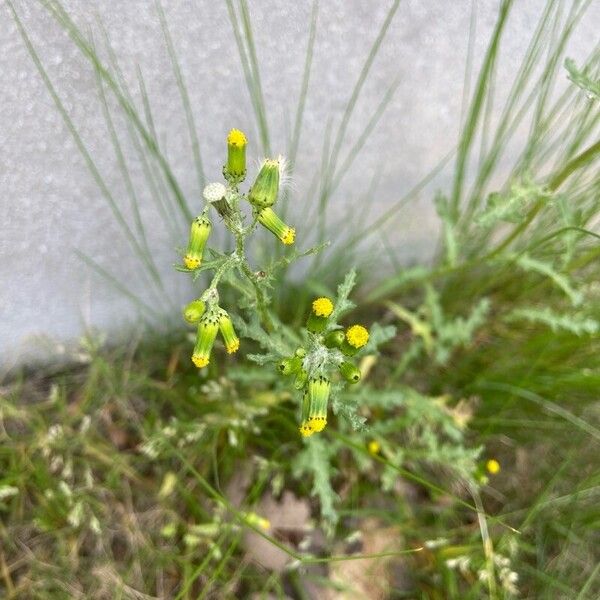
[248,159,280,208]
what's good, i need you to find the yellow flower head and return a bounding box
[191,354,210,368]
[368,440,381,455]
[243,511,270,531]
[299,421,314,437]
[346,325,369,349]
[281,227,295,245]
[184,255,201,270]
[229,340,240,353]
[486,459,500,475]
[312,297,334,317]
[227,128,247,147]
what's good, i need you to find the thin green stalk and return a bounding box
[98,21,184,241]
[312,0,401,256]
[329,79,399,195]
[327,0,401,176]
[331,431,519,534]
[450,0,513,213]
[345,149,454,249]
[10,2,173,314]
[477,381,600,443]
[134,66,185,240]
[471,486,497,599]
[94,70,167,300]
[75,251,162,320]
[287,0,319,172]
[459,0,478,133]
[225,0,271,155]
[156,0,206,194]
[576,562,600,600]
[280,0,319,221]
[41,0,193,221]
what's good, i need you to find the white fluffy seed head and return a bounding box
[276,154,293,191]
[255,154,294,193]
[203,182,227,203]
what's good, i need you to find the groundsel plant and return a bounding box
[177,130,374,435]
[278,297,370,437]
[178,129,295,367]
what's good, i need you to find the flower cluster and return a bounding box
[178,129,296,368]
[249,158,295,245]
[183,301,240,368]
[278,297,370,437]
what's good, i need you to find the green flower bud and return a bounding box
[278,356,302,376]
[324,330,345,349]
[307,376,330,433]
[295,347,306,358]
[184,216,211,270]
[255,207,295,245]
[218,309,240,354]
[339,361,361,384]
[224,129,247,183]
[249,158,280,208]
[294,369,308,390]
[183,299,206,324]
[299,391,313,437]
[307,314,327,333]
[192,311,219,368]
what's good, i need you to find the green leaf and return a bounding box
[505,307,599,336]
[293,436,339,524]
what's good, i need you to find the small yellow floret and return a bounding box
[226,339,240,354]
[184,254,201,270]
[299,422,314,437]
[227,128,247,147]
[312,297,334,317]
[308,416,327,433]
[244,511,270,530]
[256,517,270,530]
[486,459,500,474]
[281,228,295,245]
[192,354,209,368]
[346,325,369,348]
[368,440,381,455]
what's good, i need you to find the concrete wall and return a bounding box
[1,0,597,368]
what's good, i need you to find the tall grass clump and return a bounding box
[2,0,599,598]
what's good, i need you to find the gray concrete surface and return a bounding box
[1,1,598,368]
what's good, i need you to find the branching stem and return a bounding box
[198,188,274,330]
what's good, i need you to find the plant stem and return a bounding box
[198,190,274,331]
[241,261,274,331]
[487,138,600,258]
